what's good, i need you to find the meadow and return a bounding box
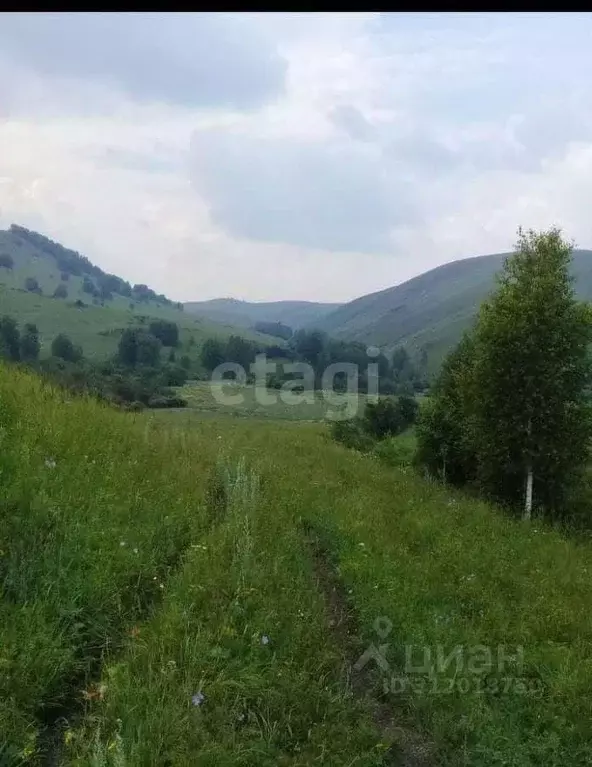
[178,380,378,422]
[2,361,592,766]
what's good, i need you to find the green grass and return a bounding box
[179,380,376,421]
[2,363,592,765]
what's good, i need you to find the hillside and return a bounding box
[0,225,272,361]
[310,250,592,369]
[184,297,340,331]
[2,362,592,765]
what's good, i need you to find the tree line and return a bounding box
[0,317,189,410]
[200,329,429,395]
[5,225,184,310]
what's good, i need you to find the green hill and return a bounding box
[0,225,272,361]
[2,361,592,765]
[311,250,592,369]
[184,297,340,331]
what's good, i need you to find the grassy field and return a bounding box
[2,362,592,765]
[178,380,379,422]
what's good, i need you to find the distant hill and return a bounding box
[0,224,272,360]
[310,250,592,371]
[184,298,340,332]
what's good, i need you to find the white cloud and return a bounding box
[1,12,592,303]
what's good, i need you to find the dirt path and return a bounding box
[304,524,436,767]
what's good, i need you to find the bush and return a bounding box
[330,419,375,452]
[147,395,188,409]
[148,320,179,348]
[160,364,189,387]
[364,397,416,439]
[53,283,68,299]
[0,253,14,270]
[19,324,40,362]
[0,316,20,361]
[51,333,83,363]
[82,276,98,296]
[24,276,41,294]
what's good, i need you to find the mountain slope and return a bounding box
[311,250,592,367]
[184,297,341,330]
[0,224,272,360]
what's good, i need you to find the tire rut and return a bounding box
[304,523,437,767]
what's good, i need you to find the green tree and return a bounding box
[225,335,256,369]
[291,329,326,367]
[415,332,478,485]
[51,333,82,363]
[417,228,592,521]
[117,329,161,368]
[82,276,98,296]
[0,253,14,270]
[200,338,225,371]
[470,228,592,520]
[0,316,20,361]
[53,283,68,299]
[24,276,41,294]
[149,320,179,347]
[392,347,410,378]
[20,323,40,362]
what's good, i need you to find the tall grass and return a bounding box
[3,365,592,765]
[0,363,215,760]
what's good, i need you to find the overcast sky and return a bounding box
[1,12,591,303]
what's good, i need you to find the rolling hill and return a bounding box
[184,297,340,331]
[0,224,272,361]
[310,250,592,369]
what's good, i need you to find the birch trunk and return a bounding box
[524,463,533,521]
[523,416,533,521]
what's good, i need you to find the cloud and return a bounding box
[2,13,592,304]
[189,127,421,253]
[0,13,287,112]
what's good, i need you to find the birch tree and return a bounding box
[471,228,592,519]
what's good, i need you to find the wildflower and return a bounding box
[192,691,206,707]
[82,682,107,701]
[120,541,126,547]
[45,457,56,469]
[261,634,270,646]
[133,547,138,554]
[159,583,164,590]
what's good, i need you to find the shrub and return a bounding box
[364,398,406,439]
[0,253,14,270]
[330,419,374,452]
[51,333,83,363]
[24,276,41,294]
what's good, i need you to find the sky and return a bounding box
[1,12,592,303]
